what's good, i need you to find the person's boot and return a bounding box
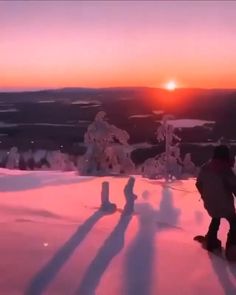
[204,235,222,252]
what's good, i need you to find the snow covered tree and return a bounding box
[21,150,35,170]
[0,150,8,168]
[32,149,47,168]
[141,153,166,179]
[182,153,197,176]
[46,150,75,171]
[142,115,183,180]
[156,115,181,162]
[6,147,20,169]
[79,111,134,175]
[142,115,182,179]
[142,115,197,180]
[156,116,184,179]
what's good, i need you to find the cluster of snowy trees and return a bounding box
[78,111,197,178]
[0,148,76,171]
[0,111,198,179]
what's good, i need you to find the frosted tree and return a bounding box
[156,115,182,180]
[6,147,20,169]
[182,153,197,176]
[104,145,135,174]
[156,115,181,162]
[21,150,33,170]
[142,115,183,180]
[142,157,160,179]
[79,111,134,175]
[0,150,8,167]
[33,149,47,167]
[141,152,167,179]
[46,150,74,171]
[63,154,76,171]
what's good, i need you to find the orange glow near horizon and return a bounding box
[1,1,236,91]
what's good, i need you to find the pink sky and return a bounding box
[1,1,236,91]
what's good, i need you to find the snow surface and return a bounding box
[38,101,56,104]
[71,100,100,105]
[31,123,74,127]
[0,108,19,113]
[0,169,236,294]
[0,122,18,128]
[129,115,153,119]
[156,119,215,128]
[152,110,164,116]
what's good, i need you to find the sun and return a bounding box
[165,81,177,91]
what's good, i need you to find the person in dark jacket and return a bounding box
[196,145,236,257]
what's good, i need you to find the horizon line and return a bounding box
[1,86,236,93]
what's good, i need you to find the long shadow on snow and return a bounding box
[124,184,181,295]
[76,213,132,295]
[207,245,236,294]
[25,210,104,295]
[124,203,155,295]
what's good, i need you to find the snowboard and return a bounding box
[194,235,236,262]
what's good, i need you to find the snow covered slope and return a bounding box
[0,169,236,295]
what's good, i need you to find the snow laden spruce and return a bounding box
[78,111,135,175]
[142,115,197,180]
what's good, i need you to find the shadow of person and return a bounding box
[165,176,236,292]
[76,213,132,295]
[124,185,181,295]
[155,184,181,231]
[207,253,236,294]
[124,202,155,295]
[25,211,104,295]
[142,190,150,200]
[227,261,236,277]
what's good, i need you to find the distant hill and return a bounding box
[0,87,235,106]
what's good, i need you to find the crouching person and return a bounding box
[196,145,236,260]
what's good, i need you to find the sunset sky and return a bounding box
[1,1,236,91]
